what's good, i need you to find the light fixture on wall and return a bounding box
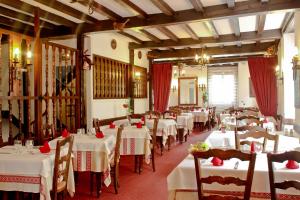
[292,55,300,80]
[275,65,283,83]
[198,84,206,91]
[12,47,32,80]
[195,48,210,69]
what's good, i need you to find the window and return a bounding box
[208,66,238,111]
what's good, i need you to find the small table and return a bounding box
[0,145,75,200]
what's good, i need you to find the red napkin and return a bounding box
[250,141,255,153]
[109,122,115,129]
[136,122,142,128]
[141,116,145,122]
[286,160,299,169]
[39,141,50,153]
[96,131,104,138]
[62,128,69,138]
[211,157,223,166]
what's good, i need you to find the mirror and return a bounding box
[178,77,198,105]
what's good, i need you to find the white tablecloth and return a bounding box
[177,115,193,135]
[113,118,142,127]
[102,126,152,164]
[168,153,300,200]
[146,119,177,145]
[206,131,300,152]
[192,110,209,123]
[0,146,75,200]
[50,134,115,186]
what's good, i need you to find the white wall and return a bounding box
[237,62,257,107]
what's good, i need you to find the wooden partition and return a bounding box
[93,55,129,99]
[133,66,147,98]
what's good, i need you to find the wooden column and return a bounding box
[0,33,2,144]
[129,49,134,113]
[33,7,43,144]
[148,58,153,111]
[75,34,83,129]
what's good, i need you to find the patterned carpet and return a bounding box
[69,128,211,200]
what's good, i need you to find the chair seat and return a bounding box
[56,181,67,193]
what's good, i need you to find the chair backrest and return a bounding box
[42,124,55,141]
[145,111,161,118]
[163,110,177,120]
[93,118,101,132]
[236,130,279,153]
[151,118,159,148]
[236,115,263,127]
[192,149,256,200]
[52,136,74,200]
[267,151,300,200]
[114,126,124,165]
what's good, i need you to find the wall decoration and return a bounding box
[138,51,142,59]
[111,39,117,49]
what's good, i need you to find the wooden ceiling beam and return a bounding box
[33,0,98,23]
[182,24,199,40]
[148,41,276,58]
[257,14,266,35]
[0,6,57,30]
[82,0,300,33]
[230,18,240,37]
[0,16,33,35]
[189,0,204,12]
[129,29,281,49]
[115,0,148,19]
[78,1,122,21]
[150,0,174,16]
[157,26,179,42]
[118,31,143,43]
[139,29,161,43]
[281,12,294,33]
[1,0,77,27]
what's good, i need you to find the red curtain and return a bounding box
[248,57,278,117]
[152,63,172,113]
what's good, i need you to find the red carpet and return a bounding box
[69,129,211,200]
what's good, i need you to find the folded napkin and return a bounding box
[250,141,255,153]
[211,157,223,166]
[109,122,116,129]
[96,131,104,138]
[62,128,70,138]
[39,141,51,153]
[286,160,299,169]
[136,122,142,128]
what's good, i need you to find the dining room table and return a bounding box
[0,144,75,200]
[167,130,300,200]
[191,110,209,124]
[176,114,194,135]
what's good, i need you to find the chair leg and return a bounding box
[151,149,155,172]
[96,172,102,198]
[139,155,143,174]
[90,172,94,195]
[113,167,118,194]
[134,155,138,173]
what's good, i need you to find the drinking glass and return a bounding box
[14,140,22,153]
[25,140,34,149]
[80,128,85,135]
[77,129,82,135]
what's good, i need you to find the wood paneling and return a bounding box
[133,66,147,98]
[93,55,129,99]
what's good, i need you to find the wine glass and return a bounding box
[14,140,22,153]
[25,140,34,150]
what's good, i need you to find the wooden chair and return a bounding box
[151,118,159,172]
[145,110,161,119]
[42,124,56,142]
[163,110,177,120]
[129,113,145,125]
[192,149,256,200]
[236,115,263,127]
[236,130,279,153]
[90,126,123,196]
[267,151,300,200]
[93,118,100,132]
[52,135,74,200]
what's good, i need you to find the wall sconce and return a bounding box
[13,48,20,63]
[292,55,300,81]
[173,69,177,78]
[134,71,141,80]
[172,85,177,92]
[275,65,283,83]
[198,84,206,91]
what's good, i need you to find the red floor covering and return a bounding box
[69,129,211,200]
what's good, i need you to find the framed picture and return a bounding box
[249,78,255,97]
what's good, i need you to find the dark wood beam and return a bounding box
[257,14,266,34]
[148,41,276,58]
[227,0,235,8]
[182,24,199,40]
[0,15,33,35]
[33,0,98,23]
[157,27,179,42]
[115,0,148,19]
[204,21,219,38]
[189,0,204,12]
[82,0,300,33]
[281,12,294,33]
[129,29,281,49]
[118,31,143,43]
[139,29,161,43]
[0,6,57,30]
[230,18,240,37]
[1,0,77,27]
[150,0,174,16]
[79,1,122,21]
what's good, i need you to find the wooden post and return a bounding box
[0,33,2,144]
[129,49,134,113]
[33,7,43,144]
[148,58,153,111]
[75,34,83,129]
